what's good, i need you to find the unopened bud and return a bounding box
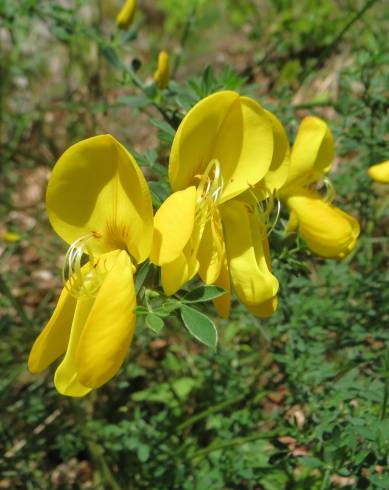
[153,51,170,89]
[116,0,136,30]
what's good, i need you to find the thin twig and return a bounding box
[176,392,248,431]
[190,430,278,462]
[300,0,380,83]
[172,2,198,77]
[71,400,123,490]
[380,350,389,420]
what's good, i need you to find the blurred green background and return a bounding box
[1,0,388,488]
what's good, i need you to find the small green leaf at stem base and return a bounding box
[145,313,164,333]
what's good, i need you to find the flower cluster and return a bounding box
[28,91,360,396]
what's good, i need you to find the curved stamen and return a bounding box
[322,177,336,203]
[62,233,105,299]
[196,159,224,224]
[249,188,281,237]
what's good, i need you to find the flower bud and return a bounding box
[368,160,389,184]
[116,0,136,30]
[153,51,170,89]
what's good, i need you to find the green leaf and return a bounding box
[137,444,150,463]
[101,46,122,70]
[183,285,225,303]
[155,300,181,316]
[134,305,148,315]
[135,261,151,294]
[149,118,175,144]
[149,181,171,207]
[369,474,389,488]
[180,305,218,349]
[145,313,164,333]
[117,95,150,109]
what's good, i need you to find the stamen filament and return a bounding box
[196,159,224,224]
[62,233,104,299]
[322,177,336,203]
[249,188,281,237]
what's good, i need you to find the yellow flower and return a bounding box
[116,0,136,30]
[368,160,389,184]
[28,135,153,396]
[279,116,360,259]
[150,91,287,318]
[153,51,170,89]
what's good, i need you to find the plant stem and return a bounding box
[320,468,331,490]
[293,101,338,110]
[71,400,122,490]
[190,430,278,462]
[172,2,198,77]
[380,350,389,420]
[177,392,248,431]
[300,0,380,83]
[125,66,173,125]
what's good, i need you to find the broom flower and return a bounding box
[279,116,360,259]
[28,135,153,396]
[150,91,287,317]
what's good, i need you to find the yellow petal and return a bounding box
[197,212,225,284]
[285,188,360,259]
[213,258,231,319]
[76,251,136,388]
[54,297,95,397]
[150,187,196,266]
[46,134,153,262]
[368,160,389,184]
[116,0,136,29]
[161,248,199,296]
[247,296,278,318]
[28,287,76,373]
[283,116,334,190]
[153,50,170,89]
[169,91,273,202]
[261,110,290,192]
[286,209,299,232]
[220,199,279,308]
[246,235,278,317]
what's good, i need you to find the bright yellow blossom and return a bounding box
[116,0,136,30]
[279,116,360,259]
[28,135,153,396]
[368,160,389,184]
[151,91,288,318]
[153,51,170,89]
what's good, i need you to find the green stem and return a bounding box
[85,437,122,490]
[293,101,338,110]
[172,2,198,77]
[320,468,331,490]
[177,392,248,431]
[0,273,31,326]
[190,430,278,462]
[125,67,173,125]
[380,351,389,420]
[71,401,122,490]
